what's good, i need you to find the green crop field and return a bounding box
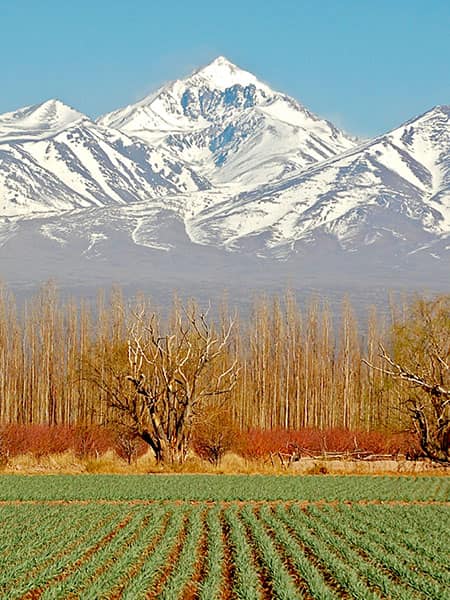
[0,475,448,599]
[0,474,449,502]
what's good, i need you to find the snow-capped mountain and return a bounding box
[0,100,209,216]
[0,99,84,142]
[99,56,356,187]
[186,105,450,259]
[0,57,449,295]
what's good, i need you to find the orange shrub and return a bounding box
[114,429,148,464]
[72,425,116,458]
[192,409,238,466]
[0,424,116,459]
[234,427,419,460]
[0,424,421,464]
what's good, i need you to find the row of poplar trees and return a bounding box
[0,283,403,432]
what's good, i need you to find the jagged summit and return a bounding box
[97,55,271,135]
[98,57,355,186]
[387,104,450,134]
[190,55,268,91]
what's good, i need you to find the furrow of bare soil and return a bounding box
[73,512,154,597]
[147,512,190,599]
[313,508,433,593]
[301,507,393,598]
[276,507,352,599]
[2,512,113,594]
[254,505,314,600]
[21,514,133,600]
[2,499,449,506]
[108,510,172,600]
[238,507,273,600]
[182,509,208,600]
[219,510,235,600]
[9,511,118,596]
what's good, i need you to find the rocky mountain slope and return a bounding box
[186,105,450,259]
[98,56,356,188]
[0,100,209,216]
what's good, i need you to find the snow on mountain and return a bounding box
[186,105,450,259]
[0,57,449,290]
[0,99,85,142]
[388,105,450,229]
[98,56,356,187]
[0,101,209,216]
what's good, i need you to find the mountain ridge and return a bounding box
[98,56,356,187]
[0,56,449,293]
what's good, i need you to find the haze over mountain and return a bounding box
[0,57,449,300]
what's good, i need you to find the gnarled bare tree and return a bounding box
[363,295,449,464]
[90,303,238,464]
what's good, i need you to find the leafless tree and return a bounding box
[90,304,238,464]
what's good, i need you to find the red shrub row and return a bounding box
[234,427,420,460]
[0,424,147,461]
[0,424,421,464]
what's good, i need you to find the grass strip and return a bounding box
[198,506,224,600]
[277,504,383,600]
[40,510,145,599]
[317,505,450,599]
[158,505,205,599]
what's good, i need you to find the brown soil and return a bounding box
[220,510,236,600]
[21,514,133,599]
[108,510,172,599]
[147,512,190,598]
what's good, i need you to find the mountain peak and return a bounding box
[98,56,355,184]
[28,98,85,123]
[192,56,267,91]
[206,55,237,68]
[0,99,85,142]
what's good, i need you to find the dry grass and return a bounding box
[4,451,86,474]
[0,450,448,476]
[290,458,449,476]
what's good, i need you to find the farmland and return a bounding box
[0,473,449,502]
[0,475,448,598]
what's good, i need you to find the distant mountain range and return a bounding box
[0,56,449,297]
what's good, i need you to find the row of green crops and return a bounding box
[0,502,448,599]
[0,474,448,501]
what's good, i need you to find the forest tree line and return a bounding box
[0,283,414,434]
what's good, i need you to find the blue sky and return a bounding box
[1,0,449,136]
